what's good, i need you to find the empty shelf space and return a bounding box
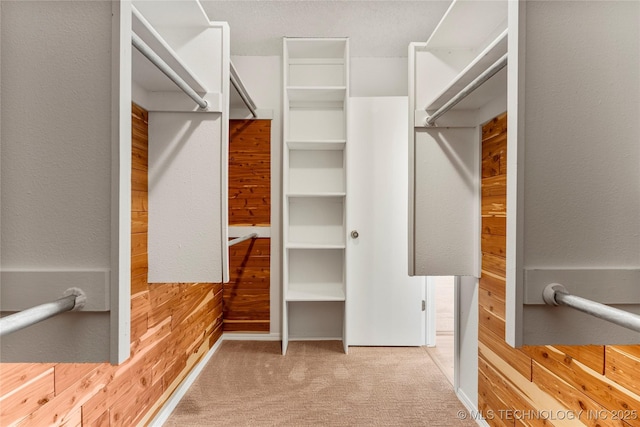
[287,248,345,301]
[288,107,345,141]
[288,149,345,194]
[287,196,345,246]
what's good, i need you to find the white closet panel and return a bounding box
[148,113,223,283]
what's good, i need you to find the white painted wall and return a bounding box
[507,0,640,346]
[148,113,224,283]
[456,276,478,413]
[231,55,408,336]
[1,1,130,362]
[350,57,407,97]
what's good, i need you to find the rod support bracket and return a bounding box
[542,283,568,306]
[63,287,87,311]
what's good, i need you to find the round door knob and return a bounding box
[351,230,359,239]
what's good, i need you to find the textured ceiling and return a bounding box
[198,1,453,57]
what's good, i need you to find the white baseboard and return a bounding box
[456,388,489,427]
[223,332,281,341]
[148,332,280,426]
[148,336,225,426]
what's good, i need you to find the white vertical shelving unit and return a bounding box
[282,38,349,355]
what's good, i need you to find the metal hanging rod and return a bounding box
[543,283,640,333]
[228,233,258,247]
[424,53,508,126]
[0,289,86,337]
[132,32,209,110]
[230,62,258,118]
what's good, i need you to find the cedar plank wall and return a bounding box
[225,120,271,332]
[478,113,640,427]
[0,103,223,426]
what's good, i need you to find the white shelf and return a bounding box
[287,140,346,150]
[283,37,349,354]
[286,283,345,302]
[287,193,346,198]
[289,58,344,65]
[425,30,508,111]
[425,0,508,50]
[287,86,347,102]
[131,5,208,94]
[286,243,346,250]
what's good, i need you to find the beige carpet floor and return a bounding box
[163,340,475,427]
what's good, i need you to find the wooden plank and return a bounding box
[554,345,604,375]
[522,345,640,423]
[482,174,507,199]
[22,364,113,427]
[131,211,148,234]
[478,368,515,427]
[482,233,507,257]
[532,361,630,427]
[228,119,271,226]
[483,215,507,236]
[0,363,54,397]
[480,342,591,427]
[131,165,148,192]
[482,112,507,141]
[480,303,506,339]
[0,367,55,425]
[54,364,102,396]
[60,408,82,427]
[131,232,147,257]
[480,274,506,301]
[606,346,640,397]
[131,190,148,213]
[482,196,507,217]
[223,320,270,332]
[480,286,506,320]
[131,272,148,297]
[482,253,507,279]
[131,252,147,280]
[479,324,532,380]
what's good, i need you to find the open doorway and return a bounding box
[425,276,455,385]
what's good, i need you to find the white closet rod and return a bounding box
[424,53,508,126]
[230,62,258,118]
[0,290,86,337]
[132,33,209,110]
[228,233,258,247]
[543,283,640,333]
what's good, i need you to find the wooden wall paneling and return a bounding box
[606,346,640,396]
[226,119,271,332]
[0,102,225,426]
[531,361,631,427]
[0,367,55,425]
[479,112,640,426]
[523,346,640,426]
[228,119,271,226]
[224,238,270,332]
[554,345,605,375]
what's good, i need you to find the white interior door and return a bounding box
[347,97,425,346]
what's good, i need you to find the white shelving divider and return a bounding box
[283,38,349,355]
[413,0,508,123]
